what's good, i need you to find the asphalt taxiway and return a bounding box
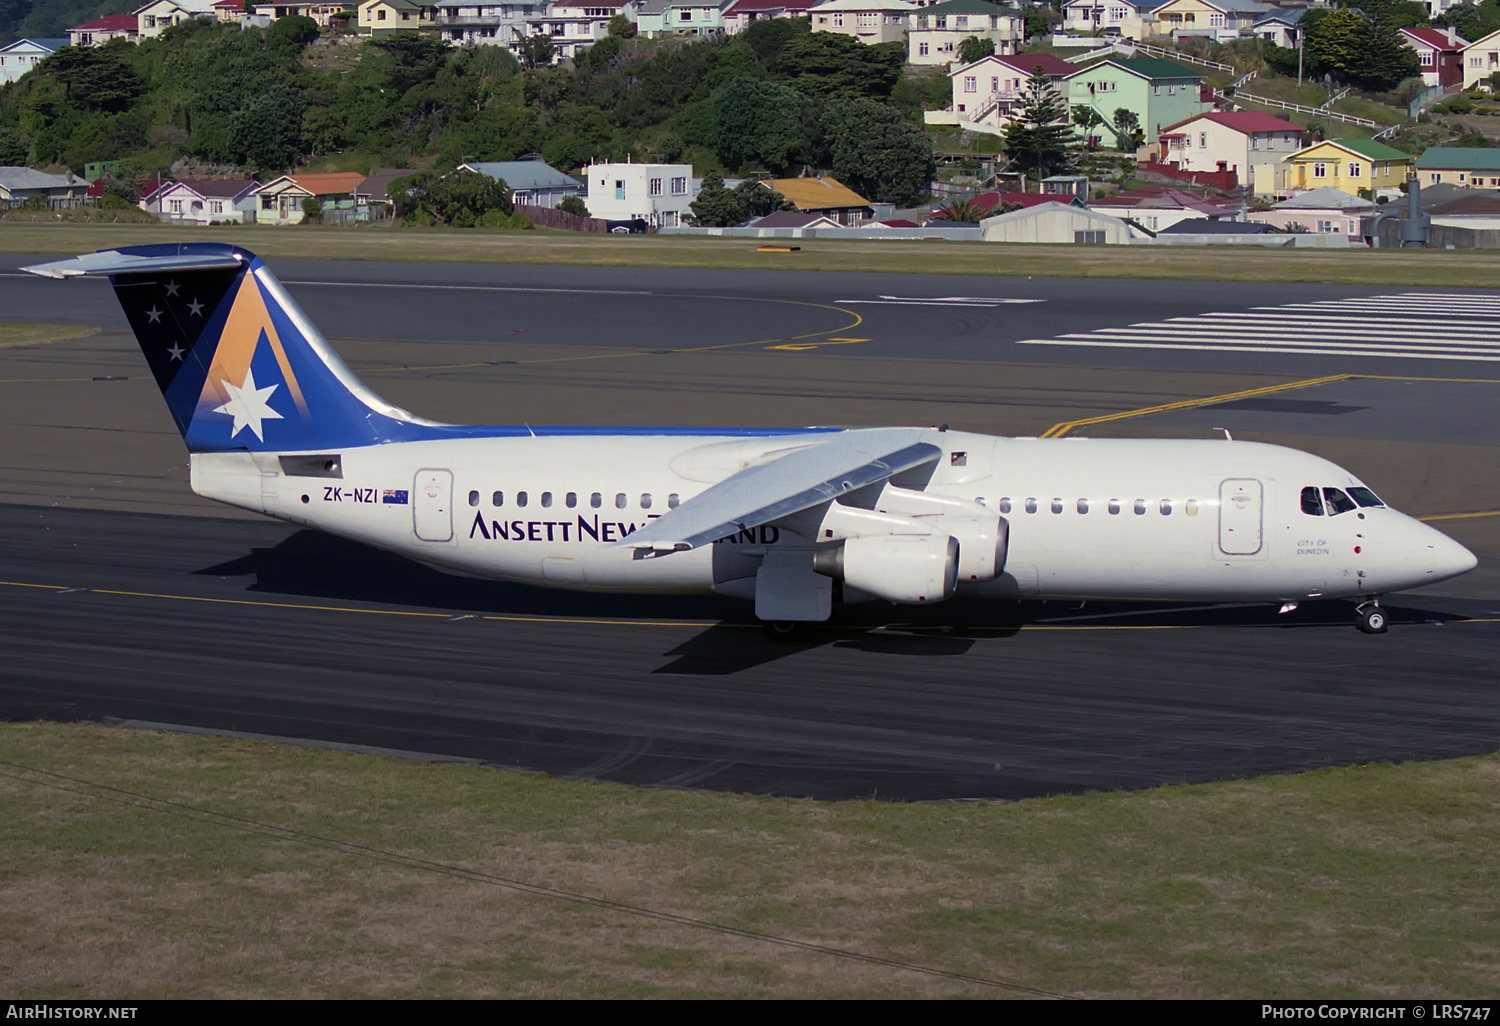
[1,254,1496,800]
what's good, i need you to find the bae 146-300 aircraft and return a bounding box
[25,243,1478,634]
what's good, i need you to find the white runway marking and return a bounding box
[837,295,1044,307]
[1016,292,1500,363]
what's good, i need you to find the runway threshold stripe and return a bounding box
[1017,340,1500,362]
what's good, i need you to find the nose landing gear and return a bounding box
[1356,600,1388,635]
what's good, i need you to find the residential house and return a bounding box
[1060,0,1156,42]
[637,0,734,36]
[1064,57,1209,146]
[766,176,873,225]
[135,0,218,38]
[253,172,369,223]
[68,15,141,46]
[1245,186,1373,239]
[142,179,259,224]
[434,3,544,47]
[1277,138,1412,197]
[908,0,1023,65]
[945,52,1074,131]
[808,0,915,44]
[252,2,355,25]
[0,167,89,206]
[213,0,248,21]
[358,0,438,35]
[459,160,584,206]
[1089,182,1240,232]
[1400,26,1467,89]
[1462,28,1500,90]
[1249,8,1299,46]
[358,167,422,217]
[746,210,843,230]
[1155,218,1275,235]
[0,38,66,85]
[584,161,697,228]
[1415,146,1500,189]
[723,0,818,32]
[979,203,1139,243]
[1148,0,1269,42]
[1153,110,1304,189]
[521,0,633,61]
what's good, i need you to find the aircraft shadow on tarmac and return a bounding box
[193,529,1472,674]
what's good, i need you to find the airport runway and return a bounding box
[1,252,1497,800]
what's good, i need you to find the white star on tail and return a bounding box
[213,367,283,441]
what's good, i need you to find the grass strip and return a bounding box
[6,223,1500,286]
[0,324,100,348]
[1,721,1495,998]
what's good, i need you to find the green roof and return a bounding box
[1332,138,1410,161]
[1068,57,1204,81]
[920,0,1023,14]
[1416,146,1500,170]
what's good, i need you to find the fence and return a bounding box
[1137,159,1238,191]
[1221,90,1389,128]
[1131,41,1234,73]
[516,203,607,232]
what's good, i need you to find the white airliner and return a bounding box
[26,244,1477,634]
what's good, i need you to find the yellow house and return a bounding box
[357,0,435,35]
[1278,138,1413,197]
[1150,0,1264,38]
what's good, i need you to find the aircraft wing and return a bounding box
[622,428,942,554]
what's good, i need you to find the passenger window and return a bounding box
[1108,499,1120,515]
[468,490,479,507]
[1160,499,1172,515]
[517,491,528,507]
[492,491,503,507]
[1133,499,1146,515]
[1301,486,1324,516]
[1024,498,1038,514]
[668,493,680,508]
[591,492,602,508]
[1348,486,1384,508]
[1050,498,1062,514]
[1077,498,1089,514]
[641,493,652,510]
[1323,487,1357,515]
[1185,499,1198,516]
[566,492,577,508]
[541,492,553,508]
[999,497,1012,514]
[616,493,627,509]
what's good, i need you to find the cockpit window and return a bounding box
[1323,487,1358,515]
[1301,486,1324,516]
[1348,486,1384,508]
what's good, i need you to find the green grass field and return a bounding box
[6,222,1500,287]
[2,722,1496,998]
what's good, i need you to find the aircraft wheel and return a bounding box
[1356,605,1388,635]
[762,620,800,639]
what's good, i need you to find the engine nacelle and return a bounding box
[943,515,1009,582]
[813,533,960,605]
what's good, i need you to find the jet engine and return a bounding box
[812,533,960,604]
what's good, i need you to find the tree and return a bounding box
[734,180,794,217]
[1003,71,1078,177]
[557,194,589,216]
[712,76,812,175]
[822,96,935,207]
[516,32,555,70]
[957,36,995,64]
[266,14,320,52]
[1072,106,1103,136]
[777,33,904,101]
[301,196,323,223]
[686,171,747,226]
[395,169,514,227]
[607,13,636,37]
[934,198,984,223]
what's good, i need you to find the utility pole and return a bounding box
[1297,25,1303,88]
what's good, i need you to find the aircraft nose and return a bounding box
[1429,531,1478,583]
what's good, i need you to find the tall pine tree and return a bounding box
[1002,70,1077,179]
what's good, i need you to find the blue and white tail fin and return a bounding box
[23,243,438,453]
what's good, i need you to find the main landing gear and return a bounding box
[1356,600,1388,635]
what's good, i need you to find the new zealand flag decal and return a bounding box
[382,489,409,505]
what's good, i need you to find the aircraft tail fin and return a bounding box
[23,243,434,453]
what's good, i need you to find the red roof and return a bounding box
[1401,27,1467,51]
[725,0,818,11]
[993,53,1076,78]
[1162,110,1306,135]
[958,192,1072,216]
[69,14,139,31]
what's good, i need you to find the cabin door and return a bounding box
[1218,478,1263,556]
[414,469,454,542]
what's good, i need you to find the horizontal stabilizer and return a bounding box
[23,248,247,279]
[623,429,942,553]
